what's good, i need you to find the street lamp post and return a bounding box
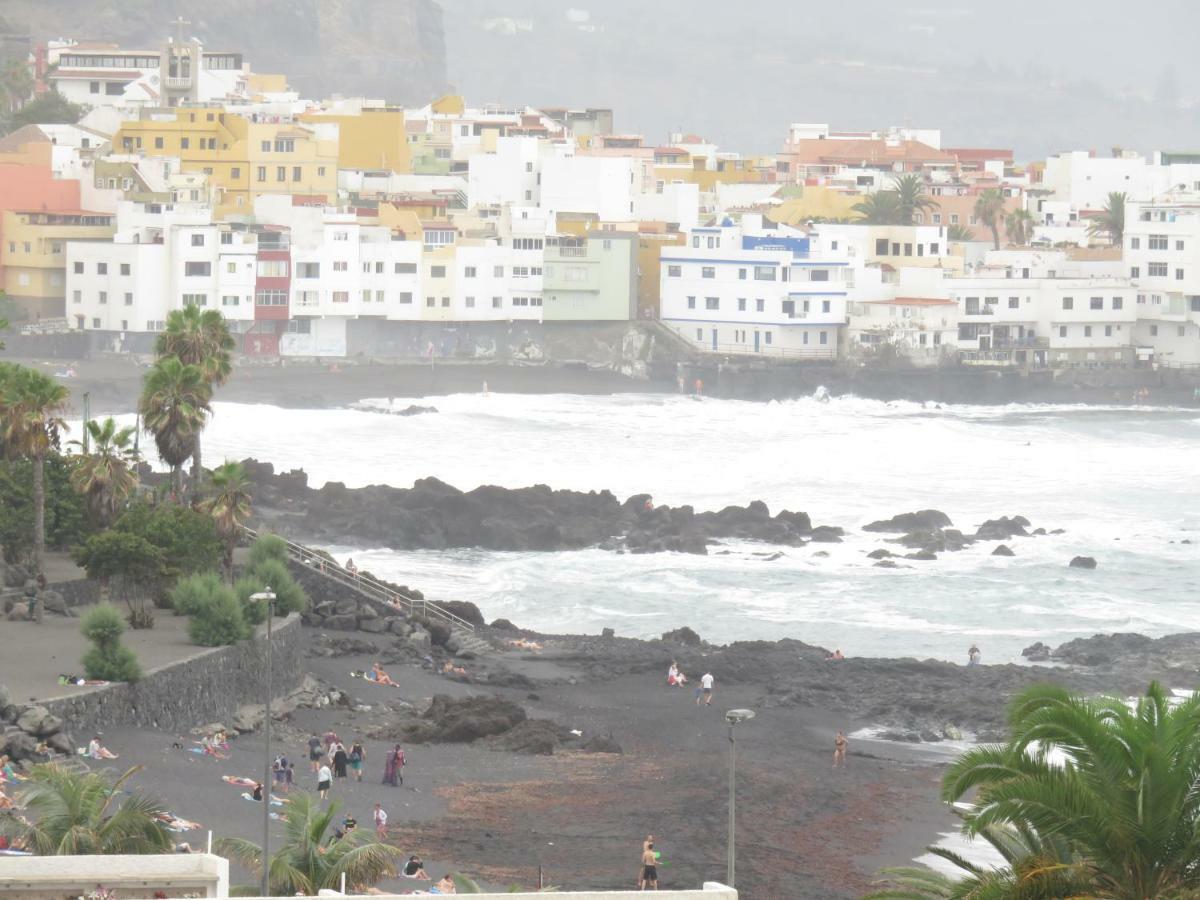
[251,588,276,897]
[724,708,755,888]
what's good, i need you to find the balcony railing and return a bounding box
[557,245,587,258]
[164,76,193,90]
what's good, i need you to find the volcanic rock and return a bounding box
[864,510,952,533]
[405,694,527,743]
[1021,641,1051,661]
[490,618,518,631]
[976,516,1031,540]
[1069,556,1098,569]
[992,544,1015,557]
[661,626,702,646]
[866,549,893,559]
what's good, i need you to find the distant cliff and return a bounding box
[8,0,447,104]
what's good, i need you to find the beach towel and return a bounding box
[0,849,32,856]
[222,775,258,787]
[241,791,284,807]
[157,813,202,832]
[350,671,399,686]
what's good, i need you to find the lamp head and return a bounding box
[725,708,755,726]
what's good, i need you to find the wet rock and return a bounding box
[992,544,1015,557]
[904,550,938,561]
[864,510,952,533]
[581,734,623,754]
[873,559,899,568]
[384,617,409,637]
[490,618,518,631]
[313,601,336,618]
[1021,641,1052,661]
[661,626,702,646]
[809,525,844,543]
[975,516,1031,540]
[405,694,527,743]
[357,618,388,634]
[397,404,438,417]
[1069,556,1098,569]
[878,729,921,743]
[1050,633,1152,666]
[1049,528,1066,535]
[1031,528,1047,536]
[436,601,485,627]
[321,614,359,631]
[866,549,893,560]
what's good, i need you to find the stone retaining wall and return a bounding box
[41,614,302,741]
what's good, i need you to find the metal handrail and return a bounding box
[241,526,475,633]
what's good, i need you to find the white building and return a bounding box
[846,297,958,366]
[659,216,851,357]
[467,136,567,208]
[1125,196,1200,365]
[541,155,644,221]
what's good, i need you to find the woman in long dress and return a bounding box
[382,744,398,786]
[332,742,349,779]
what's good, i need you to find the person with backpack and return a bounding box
[348,741,366,782]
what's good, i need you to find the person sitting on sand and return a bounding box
[251,782,264,802]
[370,662,397,686]
[432,874,457,894]
[506,637,544,651]
[87,735,118,759]
[441,660,467,677]
[826,649,844,661]
[403,855,430,879]
[667,662,686,687]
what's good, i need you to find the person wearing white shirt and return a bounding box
[698,672,714,706]
[317,763,332,798]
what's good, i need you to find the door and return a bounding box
[712,328,718,351]
[979,335,991,351]
[754,330,760,353]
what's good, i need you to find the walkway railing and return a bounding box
[241,526,475,634]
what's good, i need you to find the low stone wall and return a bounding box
[41,614,302,741]
[53,577,102,609]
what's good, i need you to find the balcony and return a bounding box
[962,305,995,316]
[992,336,1048,350]
[557,245,587,258]
[165,76,193,90]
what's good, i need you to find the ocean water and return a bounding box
[138,392,1200,662]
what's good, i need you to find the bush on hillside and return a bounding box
[170,573,228,617]
[233,575,268,625]
[242,558,308,616]
[187,588,250,647]
[80,604,142,682]
[247,533,289,569]
[114,501,222,589]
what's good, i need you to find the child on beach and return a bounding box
[87,735,118,759]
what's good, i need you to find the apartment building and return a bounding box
[659,217,850,357]
[4,209,115,320]
[1125,197,1200,365]
[543,231,637,321]
[846,297,958,366]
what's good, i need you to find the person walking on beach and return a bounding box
[639,840,659,890]
[698,671,714,706]
[373,802,388,840]
[833,730,848,768]
[317,762,332,799]
[332,742,349,780]
[383,744,406,786]
[284,762,295,794]
[308,735,323,773]
[349,740,366,782]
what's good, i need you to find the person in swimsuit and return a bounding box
[640,841,659,890]
[833,730,848,768]
[403,855,430,879]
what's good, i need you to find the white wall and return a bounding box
[0,852,227,899]
[541,156,638,221]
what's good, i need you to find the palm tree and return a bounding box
[946,223,974,242]
[216,793,402,895]
[973,189,1005,250]
[1088,191,1127,246]
[0,363,69,620]
[852,191,903,225]
[892,174,939,225]
[203,460,252,582]
[0,763,172,855]
[68,417,139,527]
[156,306,234,502]
[137,356,212,499]
[941,681,1200,900]
[1004,208,1036,246]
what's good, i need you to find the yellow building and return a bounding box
[300,107,411,174]
[770,186,862,224]
[112,108,338,217]
[2,209,115,319]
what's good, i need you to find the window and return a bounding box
[701,267,716,279]
[1008,297,1019,309]
[276,166,286,182]
[72,290,81,304]
[124,292,132,306]
[182,293,207,307]
[1150,325,1158,336]
[180,137,189,150]
[332,261,348,272]
[1059,325,1067,337]
[184,260,214,278]
[399,292,413,304]
[296,262,320,278]
[154,136,164,149]
[705,297,719,310]
[950,214,960,224]
[692,236,700,248]
[318,167,326,177]
[1149,262,1169,277]
[261,140,271,152]
[1130,237,1140,249]
[332,291,349,303]
[687,296,696,309]
[1084,325,1092,337]
[361,289,371,303]
[756,299,765,312]
[820,331,828,345]
[1105,325,1113,337]
[1149,234,1168,250]
[822,300,831,313]
[98,291,107,305]
[431,265,447,278]
[930,243,940,255]
[1131,266,1140,278]
[441,297,450,307]
[1090,297,1103,310]
[904,243,913,256]
[362,262,371,274]
[492,297,502,308]
[875,238,889,256]
[230,167,240,180]
[668,265,681,278]
[191,233,205,247]
[1177,240,1185,251]
[932,213,942,224]
[464,266,477,278]
[256,260,288,278]
[222,295,239,307]
[275,139,295,153]
[465,296,475,308]
[738,298,746,311]
[513,238,543,250]
[97,262,108,275]
[494,265,504,277]
[696,328,703,339]
[753,266,776,281]
[257,166,266,182]
[255,290,287,306]
[92,318,100,328]
[765,332,772,345]
[73,261,84,274]
[395,262,417,274]
[782,300,795,317]
[1062,297,1074,310]
[295,290,318,307]
[1180,326,1187,337]
[1177,269,1185,281]
[810,270,830,282]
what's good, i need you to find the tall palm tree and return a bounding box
[0,363,69,620]
[946,223,974,242]
[0,763,172,855]
[1004,208,1036,246]
[137,356,211,500]
[156,306,234,503]
[941,681,1200,900]
[852,191,903,225]
[216,793,403,895]
[68,417,139,527]
[203,460,252,583]
[973,189,1006,250]
[892,174,939,225]
[1088,191,1127,246]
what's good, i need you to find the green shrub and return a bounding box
[80,605,142,682]
[244,558,308,616]
[114,501,222,581]
[170,572,228,617]
[187,588,250,647]
[233,575,267,625]
[73,531,165,628]
[247,533,288,569]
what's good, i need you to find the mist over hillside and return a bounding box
[442,0,1200,160]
